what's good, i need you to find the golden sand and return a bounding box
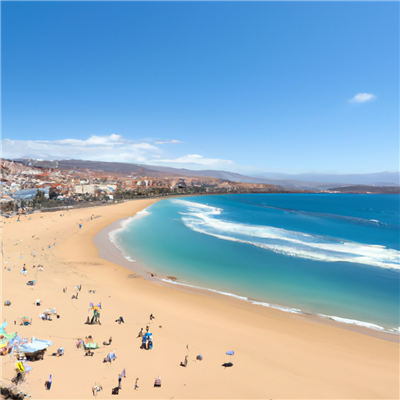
[1,199,399,399]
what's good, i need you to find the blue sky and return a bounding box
[2,1,399,174]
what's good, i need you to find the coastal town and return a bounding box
[0,159,283,213]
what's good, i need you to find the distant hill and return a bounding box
[16,159,182,178]
[328,185,400,194]
[15,159,337,189]
[14,158,399,190]
[253,171,400,186]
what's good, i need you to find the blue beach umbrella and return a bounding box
[226,350,234,364]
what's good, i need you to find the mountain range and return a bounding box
[15,158,400,190]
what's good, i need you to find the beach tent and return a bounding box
[84,336,99,350]
[0,322,17,349]
[0,323,6,335]
[0,336,11,353]
[19,337,52,354]
[85,342,99,350]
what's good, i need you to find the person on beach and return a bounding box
[154,376,161,387]
[105,351,117,363]
[146,323,150,332]
[91,309,100,324]
[150,313,155,320]
[115,316,124,324]
[180,355,188,367]
[92,384,103,397]
[121,368,126,378]
[46,374,52,390]
[118,374,122,389]
[134,378,139,390]
[57,347,64,357]
[137,328,143,338]
[103,336,112,346]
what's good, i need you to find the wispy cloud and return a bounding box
[2,135,233,169]
[154,139,183,144]
[158,154,233,166]
[349,93,376,103]
[2,135,161,163]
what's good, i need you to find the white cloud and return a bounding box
[158,154,233,166]
[1,135,232,168]
[1,134,161,164]
[154,139,183,144]
[349,93,376,103]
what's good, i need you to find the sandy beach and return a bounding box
[1,198,399,399]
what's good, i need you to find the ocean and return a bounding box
[110,194,400,333]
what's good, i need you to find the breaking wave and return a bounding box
[172,199,400,270]
[108,207,152,263]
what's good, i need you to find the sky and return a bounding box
[2,1,399,175]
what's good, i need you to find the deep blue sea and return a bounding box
[111,194,400,333]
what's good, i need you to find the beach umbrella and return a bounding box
[226,351,234,365]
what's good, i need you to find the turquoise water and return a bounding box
[111,194,400,332]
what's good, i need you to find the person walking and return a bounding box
[134,378,139,391]
[47,374,52,390]
[146,323,150,332]
[137,328,143,338]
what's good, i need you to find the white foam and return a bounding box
[175,200,400,270]
[159,278,301,314]
[317,314,386,331]
[159,277,396,333]
[108,206,152,263]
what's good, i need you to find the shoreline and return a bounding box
[94,198,399,343]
